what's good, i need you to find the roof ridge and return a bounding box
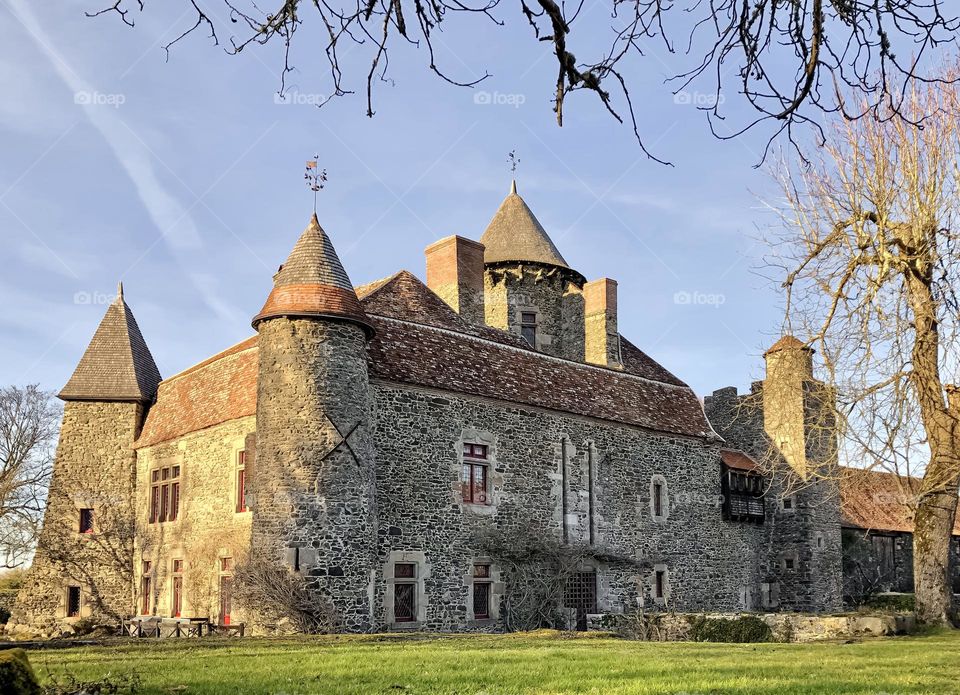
[161,335,259,384]
[371,314,698,392]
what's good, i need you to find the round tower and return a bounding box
[251,213,377,632]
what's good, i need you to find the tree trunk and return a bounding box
[914,484,959,625]
[904,268,959,626]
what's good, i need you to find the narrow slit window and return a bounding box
[520,312,537,347]
[67,586,81,618]
[652,481,664,517]
[236,450,248,513]
[655,570,666,600]
[78,508,94,534]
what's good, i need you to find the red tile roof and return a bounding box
[136,337,258,448]
[720,449,761,472]
[136,272,717,447]
[840,466,960,535]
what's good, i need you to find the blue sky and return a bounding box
[0,1,797,400]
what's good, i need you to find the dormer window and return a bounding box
[520,312,537,347]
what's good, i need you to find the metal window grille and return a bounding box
[394,583,416,622]
[67,586,81,618]
[473,581,491,619]
[563,571,598,631]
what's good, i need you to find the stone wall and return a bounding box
[252,318,377,632]
[134,416,255,622]
[704,385,844,613]
[8,401,144,638]
[369,381,771,631]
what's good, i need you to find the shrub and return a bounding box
[688,615,773,643]
[0,648,41,695]
[864,593,915,612]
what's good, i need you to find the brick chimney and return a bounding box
[583,278,621,368]
[425,235,486,324]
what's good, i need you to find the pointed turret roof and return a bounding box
[252,213,373,335]
[764,334,813,356]
[59,283,162,402]
[480,180,570,268]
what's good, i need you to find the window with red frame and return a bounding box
[171,559,184,618]
[461,444,489,504]
[236,451,248,513]
[141,561,153,615]
[78,508,94,534]
[149,465,180,523]
[219,557,233,625]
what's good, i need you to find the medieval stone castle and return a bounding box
[14,180,950,636]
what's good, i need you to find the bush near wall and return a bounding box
[689,615,773,643]
[0,648,41,695]
[864,593,915,612]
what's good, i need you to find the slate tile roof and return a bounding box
[480,181,570,268]
[59,286,162,402]
[136,270,718,447]
[764,334,811,355]
[840,466,960,535]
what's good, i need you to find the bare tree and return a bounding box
[88,1,959,162]
[769,69,960,625]
[0,385,60,570]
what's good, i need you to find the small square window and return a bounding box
[394,563,416,579]
[220,557,234,573]
[784,558,795,570]
[172,559,184,574]
[473,564,491,579]
[782,498,793,510]
[79,508,94,534]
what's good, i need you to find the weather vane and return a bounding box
[304,156,328,214]
[508,149,519,175]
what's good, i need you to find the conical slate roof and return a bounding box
[480,181,570,267]
[252,213,373,335]
[764,334,812,356]
[59,284,162,402]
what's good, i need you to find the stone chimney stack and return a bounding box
[583,278,621,368]
[424,235,486,324]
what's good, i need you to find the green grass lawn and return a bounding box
[25,629,960,695]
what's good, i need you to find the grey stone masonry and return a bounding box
[484,264,585,361]
[9,401,144,637]
[251,318,378,631]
